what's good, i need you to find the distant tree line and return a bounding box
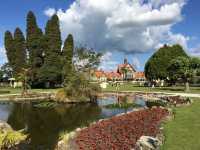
[4,11,101,89]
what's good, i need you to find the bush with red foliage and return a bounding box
[75,108,168,150]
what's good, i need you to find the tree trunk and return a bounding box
[185,81,190,92]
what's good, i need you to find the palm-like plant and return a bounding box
[17,68,31,96]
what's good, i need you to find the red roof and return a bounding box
[105,72,122,80]
[135,72,145,79]
[94,71,106,78]
[94,70,122,79]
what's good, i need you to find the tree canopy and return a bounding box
[26,11,44,83]
[62,34,74,86]
[4,10,102,91]
[4,31,15,72]
[145,44,188,81]
[74,47,102,72]
[13,28,27,76]
[39,14,62,87]
[168,56,194,92]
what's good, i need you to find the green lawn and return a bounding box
[103,83,200,94]
[0,87,60,95]
[1,83,200,95]
[162,99,200,150]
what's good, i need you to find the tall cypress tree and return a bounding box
[4,31,15,70]
[62,34,74,85]
[26,11,44,84]
[14,28,27,76]
[40,14,62,87]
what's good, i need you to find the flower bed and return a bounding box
[162,96,191,106]
[75,108,168,150]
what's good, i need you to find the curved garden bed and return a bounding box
[59,107,169,150]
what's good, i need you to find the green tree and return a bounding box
[17,68,31,96]
[0,63,13,79]
[190,57,200,73]
[0,70,3,81]
[13,28,27,76]
[168,56,193,92]
[73,46,102,82]
[74,47,102,72]
[26,11,44,85]
[145,44,188,81]
[190,57,200,84]
[4,31,15,71]
[62,34,74,85]
[40,14,62,87]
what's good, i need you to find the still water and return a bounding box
[0,96,146,150]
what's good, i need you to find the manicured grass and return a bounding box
[0,87,60,95]
[161,99,200,150]
[103,83,200,94]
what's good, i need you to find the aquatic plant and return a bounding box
[33,101,58,108]
[104,103,140,109]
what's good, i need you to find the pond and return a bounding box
[0,95,146,150]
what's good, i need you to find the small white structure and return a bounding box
[8,78,22,88]
[100,82,108,89]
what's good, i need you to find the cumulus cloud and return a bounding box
[99,52,118,71]
[132,57,141,70]
[45,0,188,53]
[44,8,56,17]
[0,47,7,66]
[189,44,200,56]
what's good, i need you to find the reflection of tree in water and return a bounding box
[7,102,102,150]
[7,103,30,130]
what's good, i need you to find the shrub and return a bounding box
[0,130,27,149]
[146,100,167,108]
[56,72,101,102]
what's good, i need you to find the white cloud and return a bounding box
[99,52,118,71]
[0,47,7,66]
[149,0,185,8]
[132,57,141,70]
[45,0,188,54]
[44,8,56,17]
[189,44,200,56]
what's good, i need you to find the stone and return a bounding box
[136,136,161,150]
[0,120,12,133]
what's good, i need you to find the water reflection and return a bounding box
[7,102,101,149]
[0,95,146,150]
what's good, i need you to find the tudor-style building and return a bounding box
[117,58,136,80]
[91,58,145,82]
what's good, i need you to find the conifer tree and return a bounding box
[26,11,44,84]
[40,14,62,87]
[62,34,74,85]
[13,28,27,76]
[4,31,15,70]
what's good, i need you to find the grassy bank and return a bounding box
[103,83,200,94]
[0,87,60,95]
[162,98,200,150]
[1,84,200,95]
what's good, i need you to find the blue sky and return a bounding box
[0,0,200,71]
